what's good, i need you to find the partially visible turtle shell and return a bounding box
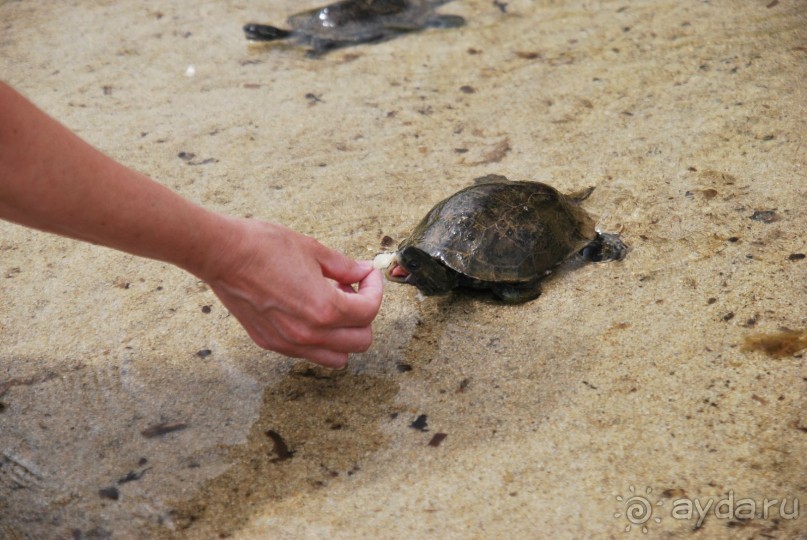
[289,0,437,41]
[244,0,464,55]
[400,176,597,283]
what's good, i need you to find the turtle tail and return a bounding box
[243,23,293,41]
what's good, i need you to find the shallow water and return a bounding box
[1,1,805,538]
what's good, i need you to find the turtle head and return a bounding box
[386,246,457,295]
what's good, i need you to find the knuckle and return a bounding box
[309,301,340,327]
[286,326,312,346]
[280,320,318,346]
[301,235,321,252]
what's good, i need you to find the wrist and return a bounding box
[175,209,243,283]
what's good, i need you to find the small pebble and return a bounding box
[750,210,778,223]
[98,486,119,500]
[410,414,429,431]
[428,433,448,447]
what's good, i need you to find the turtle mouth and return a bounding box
[385,260,414,284]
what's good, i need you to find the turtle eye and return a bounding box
[407,260,420,270]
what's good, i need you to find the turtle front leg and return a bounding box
[426,14,466,28]
[306,37,340,58]
[491,281,542,304]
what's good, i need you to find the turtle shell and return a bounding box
[399,178,597,283]
[287,0,455,43]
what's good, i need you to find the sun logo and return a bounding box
[614,486,664,533]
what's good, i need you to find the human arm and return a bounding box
[0,81,382,367]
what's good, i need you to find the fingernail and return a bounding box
[334,356,349,369]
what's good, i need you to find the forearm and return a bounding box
[0,82,229,279]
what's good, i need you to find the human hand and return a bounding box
[0,81,380,367]
[198,217,383,368]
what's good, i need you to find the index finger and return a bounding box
[333,268,383,326]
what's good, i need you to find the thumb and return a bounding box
[316,244,372,285]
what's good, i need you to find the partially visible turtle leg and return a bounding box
[426,14,466,28]
[580,232,628,262]
[306,38,340,57]
[243,24,293,41]
[567,186,596,205]
[491,281,543,304]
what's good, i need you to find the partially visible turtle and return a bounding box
[385,174,628,303]
[244,0,464,56]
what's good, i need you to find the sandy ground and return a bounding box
[1,0,805,538]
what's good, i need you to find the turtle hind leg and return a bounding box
[491,282,542,304]
[243,24,293,41]
[567,186,596,205]
[580,232,628,262]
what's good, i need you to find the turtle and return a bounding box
[385,174,628,303]
[243,0,465,56]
